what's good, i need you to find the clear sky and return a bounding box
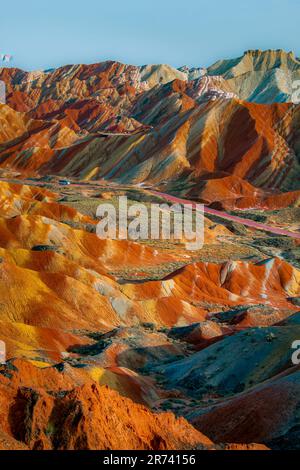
[0,0,299,70]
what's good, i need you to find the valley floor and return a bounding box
[0,174,299,450]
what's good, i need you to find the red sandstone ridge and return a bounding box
[0,51,299,208]
[0,90,299,210]
[0,51,299,214]
[0,360,268,451]
[8,382,214,450]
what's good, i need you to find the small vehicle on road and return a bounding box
[58,179,71,186]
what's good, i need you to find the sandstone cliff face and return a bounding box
[7,381,213,450]
[0,356,270,450]
[207,49,300,103]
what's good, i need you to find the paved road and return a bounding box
[151,191,300,240]
[2,177,300,239]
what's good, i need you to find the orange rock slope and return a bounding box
[0,178,297,449]
[0,357,270,450]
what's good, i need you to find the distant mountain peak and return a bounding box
[243,48,296,57]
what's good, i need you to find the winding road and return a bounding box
[2,176,299,240]
[151,190,300,240]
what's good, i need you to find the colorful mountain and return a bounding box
[0,50,299,450]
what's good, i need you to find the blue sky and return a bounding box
[0,0,299,70]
